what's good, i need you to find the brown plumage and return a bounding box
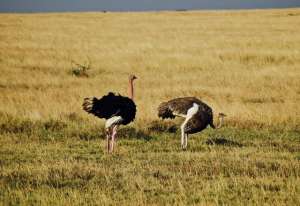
[158,97,215,129]
[158,97,225,149]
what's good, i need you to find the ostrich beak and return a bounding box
[219,113,227,117]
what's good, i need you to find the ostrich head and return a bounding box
[216,113,226,129]
[129,74,137,82]
[218,113,226,118]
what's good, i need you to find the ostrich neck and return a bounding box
[128,80,134,100]
[216,117,224,129]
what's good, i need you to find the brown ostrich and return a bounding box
[158,97,226,149]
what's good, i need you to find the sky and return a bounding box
[0,0,300,13]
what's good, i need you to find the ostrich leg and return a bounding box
[180,123,186,149]
[180,104,199,149]
[106,128,111,152]
[180,120,189,149]
[184,134,188,149]
[110,125,119,153]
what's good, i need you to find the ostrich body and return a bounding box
[83,75,137,153]
[158,97,225,149]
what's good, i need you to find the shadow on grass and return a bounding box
[78,127,154,141]
[118,127,153,141]
[147,120,177,133]
[205,136,243,147]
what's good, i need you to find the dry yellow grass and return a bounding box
[0,8,300,130]
[1,9,300,205]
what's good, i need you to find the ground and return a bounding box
[0,8,300,205]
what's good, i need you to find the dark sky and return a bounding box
[0,0,300,13]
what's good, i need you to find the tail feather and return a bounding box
[158,102,175,119]
[82,97,96,113]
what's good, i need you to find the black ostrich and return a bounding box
[158,97,226,149]
[83,75,137,153]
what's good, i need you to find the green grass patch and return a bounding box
[0,118,299,205]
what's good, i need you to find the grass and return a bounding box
[0,8,300,205]
[0,8,300,129]
[0,117,299,205]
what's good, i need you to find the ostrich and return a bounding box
[82,75,137,153]
[157,97,226,149]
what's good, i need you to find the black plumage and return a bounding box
[83,74,137,153]
[83,92,136,125]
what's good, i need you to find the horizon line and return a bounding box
[0,6,300,14]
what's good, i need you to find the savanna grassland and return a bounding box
[0,8,300,205]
